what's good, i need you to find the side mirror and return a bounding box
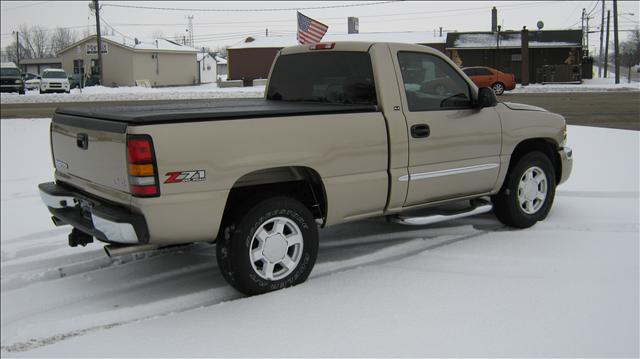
[476,87,497,108]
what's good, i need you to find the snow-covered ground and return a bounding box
[1,120,638,357]
[0,83,264,105]
[509,76,640,93]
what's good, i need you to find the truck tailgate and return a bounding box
[51,114,130,194]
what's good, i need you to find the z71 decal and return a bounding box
[164,170,206,184]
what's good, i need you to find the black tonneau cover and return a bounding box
[55,98,378,125]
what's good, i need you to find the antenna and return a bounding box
[186,15,194,47]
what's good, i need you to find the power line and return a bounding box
[564,3,585,28]
[106,1,554,28]
[100,15,135,40]
[101,1,398,12]
[2,1,49,11]
[103,1,561,36]
[587,0,599,17]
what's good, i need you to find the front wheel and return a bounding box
[491,82,505,95]
[216,196,319,295]
[492,151,556,228]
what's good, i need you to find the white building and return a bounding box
[197,52,217,84]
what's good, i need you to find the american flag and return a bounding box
[297,12,329,44]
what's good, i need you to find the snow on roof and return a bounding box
[448,32,581,49]
[196,52,211,61]
[75,35,198,53]
[228,31,448,49]
[1,62,19,68]
[197,53,228,63]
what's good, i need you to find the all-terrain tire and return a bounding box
[216,196,318,296]
[492,151,556,228]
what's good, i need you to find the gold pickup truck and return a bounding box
[39,42,572,295]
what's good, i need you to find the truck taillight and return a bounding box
[127,135,160,197]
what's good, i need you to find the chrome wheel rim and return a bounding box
[249,217,303,281]
[517,166,548,214]
[493,83,504,94]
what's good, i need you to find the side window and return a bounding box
[463,68,477,77]
[477,68,492,76]
[398,52,472,112]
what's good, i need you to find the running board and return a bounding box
[391,202,493,226]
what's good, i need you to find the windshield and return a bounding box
[267,52,376,105]
[43,71,67,79]
[1,68,21,77]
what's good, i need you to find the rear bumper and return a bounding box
[38,181,149,244]
[557,146,573,185]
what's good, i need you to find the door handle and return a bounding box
[410,124,430,138]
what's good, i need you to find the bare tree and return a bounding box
[174,32,187,45]
[82,27,93,38]
[619,27,640,81]
[151,30,165,39]
[2,42,18,63]
[15,24,50,59]
[50,27,78,56]
[216,45,229,57]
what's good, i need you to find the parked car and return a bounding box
[39,42,572,296]
[462,66,516,95]
[40,68,70,94]
[23,72,41,90]
[0,62,25,94]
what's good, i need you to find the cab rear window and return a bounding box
[267,52,377,105]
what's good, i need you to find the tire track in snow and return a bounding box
[1,225,494,353]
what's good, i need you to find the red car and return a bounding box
[462,66,516,95]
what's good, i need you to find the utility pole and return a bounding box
[604,10,610,78]
[599,0,605,77]
[613,0,620,84]
[586,15,589,53]
[266,28,268,37]
[581,8,586,48]
[91,0,104,85]
[12,31,20,67]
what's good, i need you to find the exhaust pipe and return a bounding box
[104,243,159,257]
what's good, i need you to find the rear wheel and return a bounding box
[491,82,505,95]
[216,196,318,295]
[492,151,556,228]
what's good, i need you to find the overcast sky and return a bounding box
[1,1,638,53]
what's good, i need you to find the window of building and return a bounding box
[398,52,472,111]
[73,59,84,75]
